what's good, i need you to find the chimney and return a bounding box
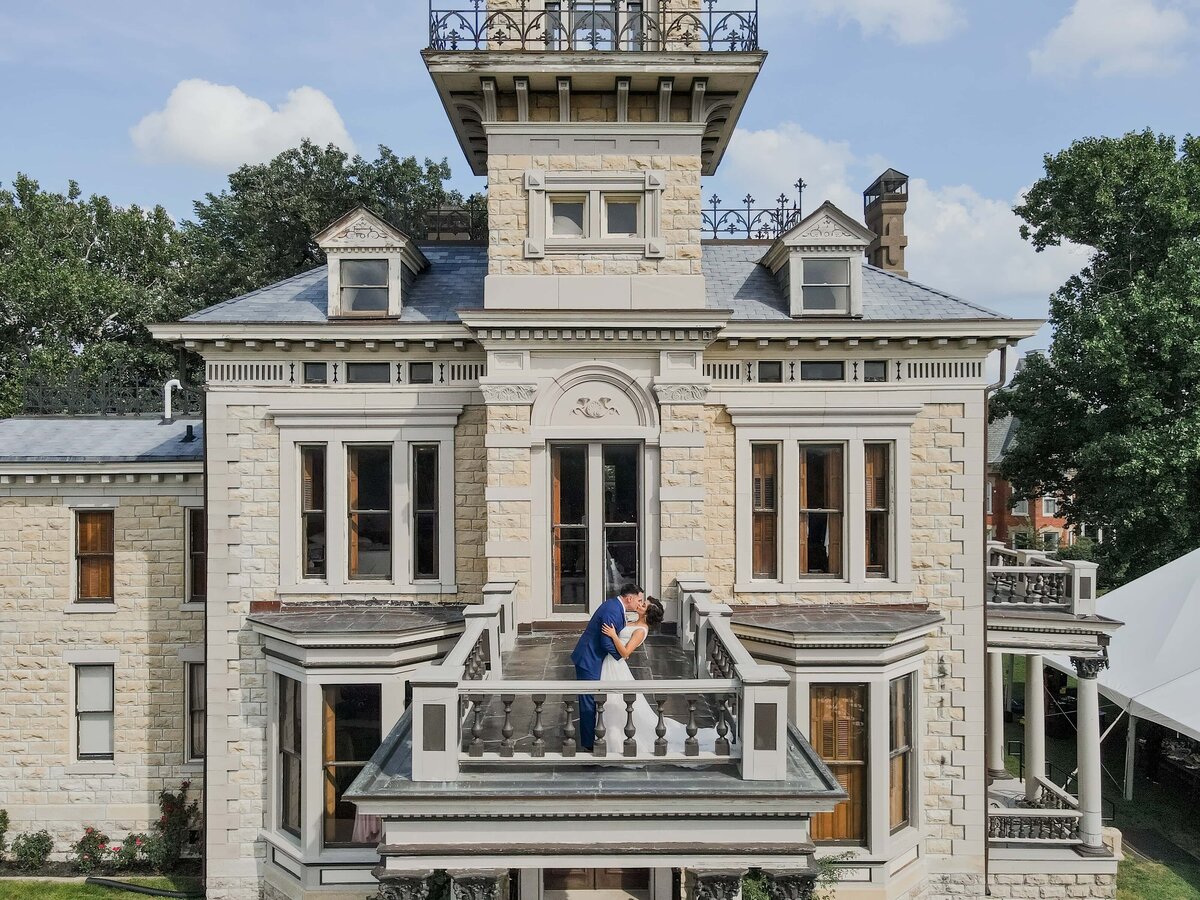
[864,169,909,277]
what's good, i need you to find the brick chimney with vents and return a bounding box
[864,168,909,277]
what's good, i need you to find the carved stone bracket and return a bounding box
[448,869,509,900]
[764,869,817,900]
[654,383,710,405]
[374,869,434,900]
[479,383,537,406]
[1071,654,1109,680]
[692,869,748,900]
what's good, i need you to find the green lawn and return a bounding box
[0,875,202,899]
[1118,857,1200,900]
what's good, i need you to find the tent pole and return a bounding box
[1124,715,1137,802]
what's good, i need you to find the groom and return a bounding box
[570,583,646,751]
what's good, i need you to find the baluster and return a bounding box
[653,698,667,757]
[469,696,484,758]
[715,694,730,756]
[499,694,515,758]
[562,698,577,757]
[593,696,608,757]
[623,694,638,757]
[685,696,699,757]
[531,694,546,758]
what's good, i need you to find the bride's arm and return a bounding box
[600,623,647,659]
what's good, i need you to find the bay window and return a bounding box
[751,444,779,579]
[279,675,303,838]
[865,443,891,578]
[322,685,383,847]
[889,674,913,832]
[810,684,867,843]
[347,446,392,580]
[799,445,844,577]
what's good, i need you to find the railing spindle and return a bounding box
[593,696,608,757]
[623,694,638,757]
[654,698,667,757]
[685,696,699,757]
[500,694,515,758]
[715,694,730,756]
[562,698,577,757]
[469,696,484,758]
[531,694,546,758]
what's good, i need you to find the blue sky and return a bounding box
[2,0,1198,349]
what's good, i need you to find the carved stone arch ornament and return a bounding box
[531,363,660,433]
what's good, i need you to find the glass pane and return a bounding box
[350,447,391,511]
[801,361,845,381]
[345,363,391,384]
[603,445,640,597]
[302,447,326,513]
[341,259,388,287]
[801,511,843,576]
[863,360,888,383]
[606,200,639,235]
[802,446,844,511]
[414,512,439,579]
[802,285,849,312]
[349,513,392,578]
[413,447,438,511]
[752,444,778,580]
[758,361,783,383]
[79,712,114,757]
[191,710,206,759]
[552,445,588,608]
[304,513,327,578]
[867,511,890,577]
[552,200,586,236]
[282,754,301,836]
[803,258,850,285]
[303,362,328,384]
[342,286,388,312]
[409,362,435,384]
[321,685,382,847]
[810,684,868,843]
[77,666,113,712]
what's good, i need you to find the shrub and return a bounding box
[147,781,199,873]
[73,826,111,873]
[112,832,149,871]
[0,808,9,857]
[11,829,54,872]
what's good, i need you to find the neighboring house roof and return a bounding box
[0,417,204,464]
[182,243,1010,326]
[988,414,1019,466]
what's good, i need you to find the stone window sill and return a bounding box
[180,602,206,613]
[181,761,203,774]
[64,603,118,614]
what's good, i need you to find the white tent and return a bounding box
[1050,546,1200,744]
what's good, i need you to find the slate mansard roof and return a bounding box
[0,417,204,465]
[182,243,1009,326]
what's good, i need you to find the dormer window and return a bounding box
[340,260,389,315]
[802,259,851,313]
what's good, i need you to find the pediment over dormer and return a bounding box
[775,201,876,250]
[314,206,415,252]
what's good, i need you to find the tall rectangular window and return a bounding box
[751,444,779,579]
[348,446,392,580]
[865,443,892,578]
[810,684,867,843]
[799,445,844,577]
[322,685,382,847]
[340,259,389,314]
[412,445,440,580]
[986,481,994,515]
[301,446,327,579]
[188,509,206,603]
[76,665,115,760]
[889,674,913,832]
[278,675,302,838]
[187,663,206,761]
[802,258,850,312]
[76,511,114,602]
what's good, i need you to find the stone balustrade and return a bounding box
[986,541,1099,617]
[988,776,1083,846]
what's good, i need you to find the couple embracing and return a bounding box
[570,583,715,755]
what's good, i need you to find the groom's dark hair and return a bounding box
[618,583,643,598]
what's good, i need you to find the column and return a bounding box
[690,869,747,900]
[1072,655,1109,855]
[764,868,817,900]
[450,869,510,900]
[1024,653,1046,802]
[376,870,433,900]
[986,651,1008,780]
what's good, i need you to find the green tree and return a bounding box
[182,140,481,308]
[994,130,1200,584]
[0,175,187,417]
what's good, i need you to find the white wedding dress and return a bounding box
[599,624,719,756]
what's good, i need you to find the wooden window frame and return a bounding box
[347,445,393,581]
[338,259,390,318]
[278,675,303,838]
[412,444,440,581]
[321,684,383,848]
[301,445,328,580]
[187,508,206,604]
[798,444,845,578]
[75,664,115,761]
[810,683,868,844]
[889,674,913,833]
[751,443,779,579]
[186,662,206,761]
[75,510,115,603]
[865,443,892,579]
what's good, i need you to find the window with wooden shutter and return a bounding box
[752,444,779,579]
[810,683,867,842]
[301,446,327,578]
[76,511,114,602]
[187,509,206,603]
[799,445,844,577]
[347,445,391,580]
[865,443,891,578]
[889,674,913,832]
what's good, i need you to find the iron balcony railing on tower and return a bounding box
[428,0,760,53]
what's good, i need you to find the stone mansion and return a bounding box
[0,4,1124,899]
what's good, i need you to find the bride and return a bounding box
[599,599,719,756]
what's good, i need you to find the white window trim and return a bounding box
[1012,498,1029,516]
[325,251,404,319]
[788,253,864,318]
[67,652,118,770]
[65,501,119,613]
[183,660,205,765]
[524,169,666,259]
[1042,495,1058,517]
[792,655,924,860]
[734,425,912,593]
[601,193,644,239]
[277,423,458,595]
[183,505,206,610]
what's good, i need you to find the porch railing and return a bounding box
[988,775,1082,845]
[428,1,760,53]
[408,578,790,781]
[986,541,1098,617]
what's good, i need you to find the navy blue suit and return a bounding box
[571,597,627,750]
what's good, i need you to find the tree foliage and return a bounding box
[181,140,474,308]
[995,131,1200,583]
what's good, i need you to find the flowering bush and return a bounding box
[73,826,111,873]
[0,808,9,857]
[146,781,199,873]
[11,830,54,871]
[112,832,149,870]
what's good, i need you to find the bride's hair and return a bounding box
[644,597,665,628]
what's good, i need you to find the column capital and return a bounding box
[448,869,510,900]
[374,870,435,900]
[763,869,817,900]
[1071,654,1109,680]
[692,869,748,900]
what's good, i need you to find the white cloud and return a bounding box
[1030,0,1190,78]
[717,124,1088,318]
[131,79,355,168]
[791,0,966,44]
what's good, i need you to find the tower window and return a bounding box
[551,197,587,237]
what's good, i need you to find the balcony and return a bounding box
[428,1,760,53]
[989,775,1084,847]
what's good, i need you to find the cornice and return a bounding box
[0,464,203,482]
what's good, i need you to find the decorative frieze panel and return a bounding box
[206,361,290,386]
[904,359,984,382]
[205,359,486,388]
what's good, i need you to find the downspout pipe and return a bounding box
[163,379,183,424]
[982,344,1009,896]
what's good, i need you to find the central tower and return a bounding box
[423,1,766,310]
